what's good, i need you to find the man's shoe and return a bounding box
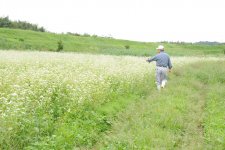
[161,80,167,88]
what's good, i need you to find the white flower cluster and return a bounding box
[0,50,223,147]
[0,51,152,142]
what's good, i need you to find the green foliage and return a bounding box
[0,16,45,32]
[67,32,81,36]
[204,87,225,149]
[57,40,63,52]
[18,38,24,42]
[124,45,130,49]
[0,16,11,27]
[83,33,91,37]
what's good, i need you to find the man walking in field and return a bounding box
[146,45,172,90]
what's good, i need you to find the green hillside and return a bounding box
[0,28,224,56]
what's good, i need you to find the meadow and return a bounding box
[1,28,225,56]
[0,50,224,149]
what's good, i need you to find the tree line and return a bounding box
[0,16,45,32]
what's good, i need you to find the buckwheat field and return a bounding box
[0,50,223,149]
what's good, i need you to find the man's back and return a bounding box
[147,52,172,69]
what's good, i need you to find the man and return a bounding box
[146,45,172,90]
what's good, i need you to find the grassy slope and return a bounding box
[94,61,225,149]
[0,28,225,56]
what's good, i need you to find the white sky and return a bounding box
[1,0,225,42]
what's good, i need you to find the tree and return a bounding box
[0,16,11,27]
[0,16,46,32]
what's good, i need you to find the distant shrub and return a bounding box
[39,27,45,32]
[125,45,130,50]
[160,41,169,44]
[25,44,32,49]
[18,38,24,42]
[57,40,63,52]
[67,32,81,36]
[223,49,225,55]
[83,33,91,37]
[74,33,80,36]
[92,34,98,38]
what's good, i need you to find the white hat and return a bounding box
[156,45,164,50]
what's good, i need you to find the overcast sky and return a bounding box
[1,0,225,42]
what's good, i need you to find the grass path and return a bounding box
[180,83,205,149]
[93,61,225,149]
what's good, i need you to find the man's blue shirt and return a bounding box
[147,52,172,69]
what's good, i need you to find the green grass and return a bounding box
[94,61,225,149]
[0,28,225,56]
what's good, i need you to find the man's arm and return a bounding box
[146,55,157,63]
[168,57,172,71]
